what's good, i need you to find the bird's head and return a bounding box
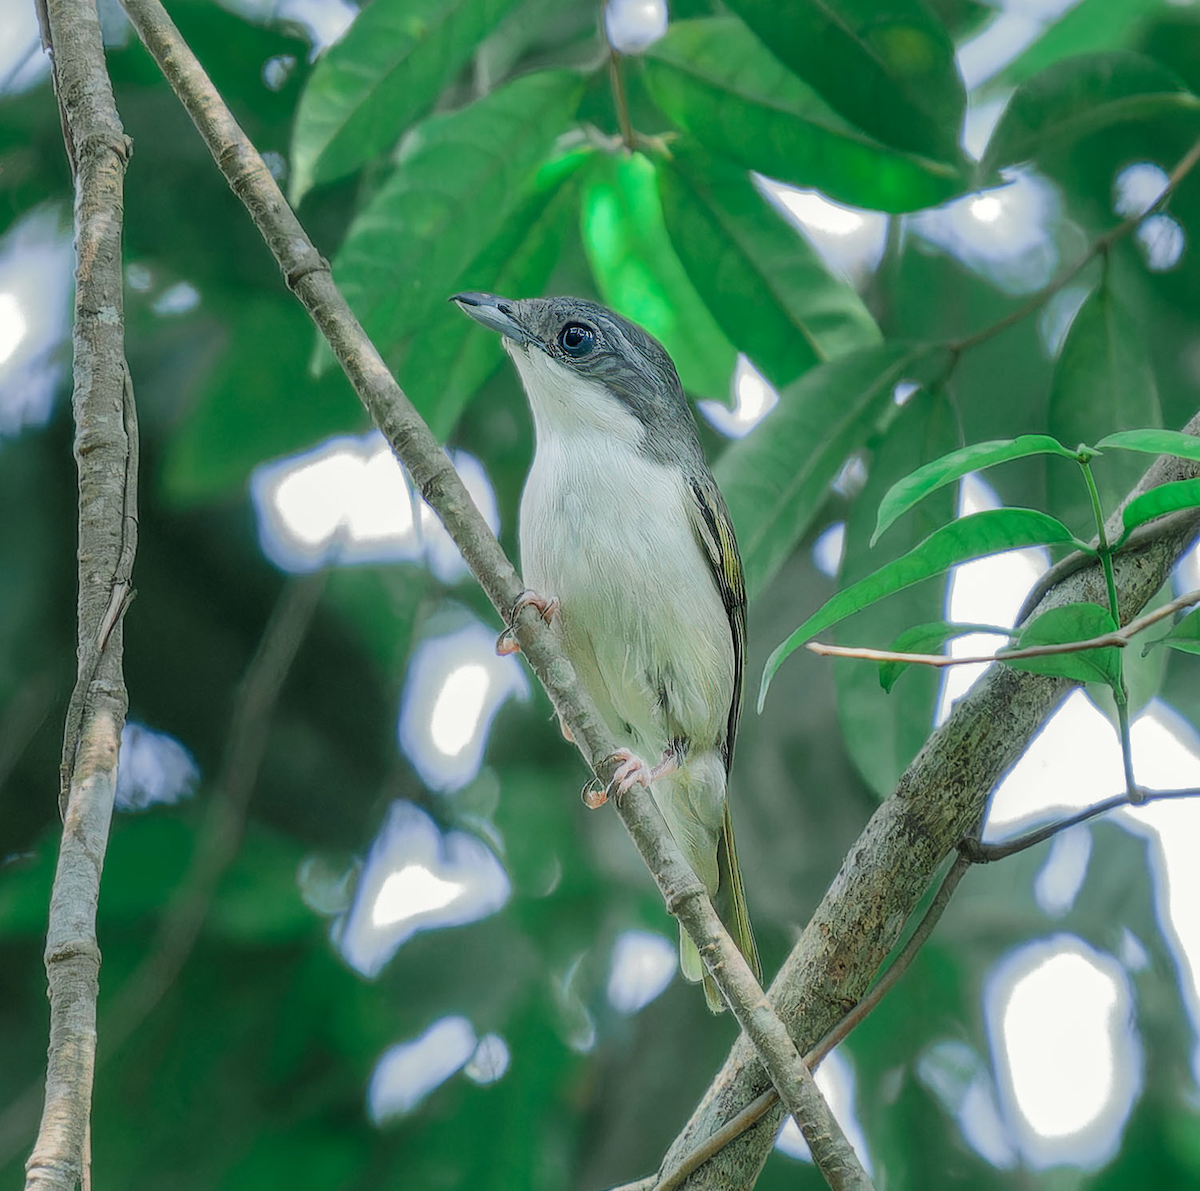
[452,292,700,462]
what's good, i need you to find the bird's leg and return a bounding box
[601,740,684,806]
[495,589,559,656]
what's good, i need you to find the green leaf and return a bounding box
[760,508,1084,706]
[832,389,959,795]
[1095,428,1200,463]
[396,149,588,441]
[329,70,583,374]
[1048,283,1161,532]
[723,0,966,164]
[989,0,1162,93]
[289,0,521,201]
[642,19,966,213]
[718,344,931,599]
[581,151,737,402]
[1118,479,1200,545]
[872,434,1078,546]
[1145,608,1200,657]
[878,620,1013,693]
[1000,602,1120,686]
[982,51,1200,174]
[658,144,881,390]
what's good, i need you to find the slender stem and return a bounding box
[608,50,636,152]
[1080,456,1138,798]
[961,786,1200,862]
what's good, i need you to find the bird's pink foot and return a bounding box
[495,590,559,656]
[610,749,653,799]
[604,744,683,803]
[559,716,574,744]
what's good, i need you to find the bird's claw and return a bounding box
[605,748,653,804]
[496,589,559,656]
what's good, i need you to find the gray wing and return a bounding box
[687,474,747,774]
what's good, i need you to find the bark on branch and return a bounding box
[25,0,136,1187]
[116,1,871,1186]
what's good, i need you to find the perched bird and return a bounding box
[452,292,760,1011]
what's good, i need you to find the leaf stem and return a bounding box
[1079,455,1139,799]
[607,50,636,153]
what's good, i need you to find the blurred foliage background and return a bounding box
[3,0,1200,1187]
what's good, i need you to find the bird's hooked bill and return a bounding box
[451,292,537,347]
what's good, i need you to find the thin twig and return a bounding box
[0,576,324,1174]
[962,786,1200,861]
[25,0,135,1185]
[808,588,1200,667]
[950,132,1200,355]
[607,51,636,153]
[116,4,872,1188]
[101,574,325,1054]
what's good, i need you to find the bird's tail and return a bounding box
[679,802,760,1013]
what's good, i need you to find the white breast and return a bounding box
[519,423,735,757]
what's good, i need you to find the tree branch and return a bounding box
[651,417,1200,1189]
[116,2,870,1186]
[25,0,136,1186]
[808,587,1200,667]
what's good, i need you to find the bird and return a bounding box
[452,291,760,1012]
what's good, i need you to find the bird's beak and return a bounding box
[451,292,537,348]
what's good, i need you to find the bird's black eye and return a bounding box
[558,323,595,358]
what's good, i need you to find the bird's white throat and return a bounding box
[506,343,643,446]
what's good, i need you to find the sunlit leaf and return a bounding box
[832,388,959,795]
[1000,601,1120,686]
[724,0,966,163]
[289,0,521,201]
[1143,607,1200,656]
[581,151,737,401]
[872,434,1078,546]
[760,508,1085,706]
[1048,283,1161,532]
[1095,428,1200,463]
[397,149,588,441]
[658,145,881,390]
[982,51,1200,173]
[878,620,1014,693]
[329,70,583,374]
[718,345,933,599]
[642,18,966,213]
[989,0,1164,92]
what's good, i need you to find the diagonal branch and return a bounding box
[651,418,1200,1189]
[115,2,870,1187]
[26,0,136,1187]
